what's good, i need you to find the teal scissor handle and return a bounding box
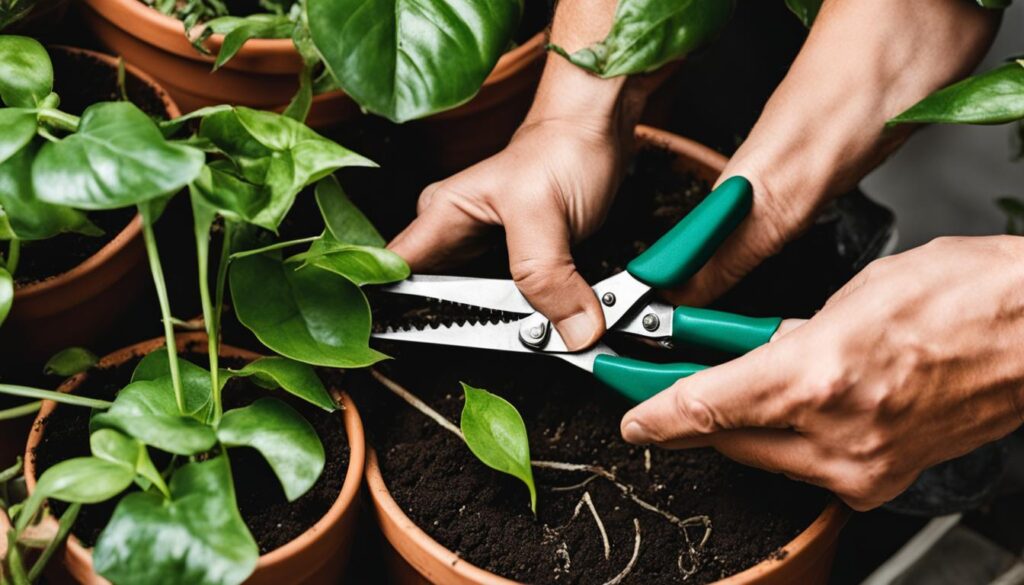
[627,175,753,289]
[593,355,707,403]
[672,306,781,354]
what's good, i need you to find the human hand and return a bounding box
[620,236,1024,510]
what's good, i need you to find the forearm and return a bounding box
[724,0,1000,223]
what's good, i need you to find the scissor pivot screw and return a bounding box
[528,325,545,340]
[601,292,616,306]
[642,313,660,331]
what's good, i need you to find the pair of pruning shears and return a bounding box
[373,176,782,403]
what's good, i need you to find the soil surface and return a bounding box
[32,342,350,555]
[348,145,828,584]
[11,49,167,286]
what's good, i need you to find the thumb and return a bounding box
[503,205,605,351]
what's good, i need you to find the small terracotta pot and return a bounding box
[362,126,852,585]
[80,0,547,143]
[0,47,172,467]
[22,333,366,585]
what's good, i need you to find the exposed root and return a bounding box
[602,519,641,585]
[644,448,652,472]
[371,369,464,439]
[550,474,601,492]
[568,492,610,560]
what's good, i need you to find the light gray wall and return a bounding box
[861,5,1024,251]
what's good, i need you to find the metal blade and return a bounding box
[372,319,616,373]
[378,275,533,314]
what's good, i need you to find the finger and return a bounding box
[503,206,605,351]
[771,318,807,341]
[388,194,490,272]
[620,339,801,445]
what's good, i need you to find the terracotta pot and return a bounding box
[22,333,366,585]
[0,46,174,467]
[362,125,852,585]
[79,0,547,143]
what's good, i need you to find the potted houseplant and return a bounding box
[0,35,409,584]
[352,126,853,585]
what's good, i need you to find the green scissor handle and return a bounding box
[627,175,753,289]
[593,355,707,403]
[672,306,781,354]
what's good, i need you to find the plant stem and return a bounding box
[0,401,40,421]
[140,210,185,414]
[228,235,318,261]
[27,503,80,583]
[214,221,234,336]
[194,218,221,425]
[5,240,19,276]
[36,108,79,133]
[0,385,111,410]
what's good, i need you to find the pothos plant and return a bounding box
[0,34,409,585]
[162,0,523,123]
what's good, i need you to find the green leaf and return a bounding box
[785,0,821,27]
[314,176,385,246]
[206,15,295,70]
[158,105,234,138]
[549,0,734,78]
[33,457,135,503]
[0,142,101,240]
[93,456,259,585]
[230,253,387,368]
[33,102,205,210]
[131,349,214,420]
[292,235,409,286]
[229,356,336,411]
[0,265,11,327]
[91,378,217,455]
[91,428,167,496]
[305,0,523,122]
[43,347,99,376]
[0,108,38,166]
[0,36,53,107]
[889,63,1024,126]
[188,163,271,229]
[459,383,536,512]
[217,397,324,501]
[977,0,1012,8]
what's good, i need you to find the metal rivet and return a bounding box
[528,325,546,339]
[601,292,616,306]
[642,313,660,332]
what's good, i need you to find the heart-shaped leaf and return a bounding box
[91,428,168,495]
[91,378,217,455]
[93,456,258,585]
[44,347,99,377]
[229,357,336,411]
[188,162,271,229]
[0,108,38,166]
[550,0,734,78]
[132,349,214,421]
[460,383,536,512]
[0,36,53,107]
[33,102,205,210]
[314,176,385,246]
[230,252,387,368]
[0,142,100,240]
[889,62,1024,126]
[306,0,522,122]
[218,397,325,501]
[292,235,409,286]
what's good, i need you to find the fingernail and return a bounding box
[621,420,651,444]
[556,311,598,351]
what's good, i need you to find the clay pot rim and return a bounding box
[81,0,547,84]
[13,45,180,302]
[361,126,853,585]
[22,332,366,578]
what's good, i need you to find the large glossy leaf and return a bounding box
[230,253,386,368]
[291,234,409,286]
[229,356,336,411]
[132,349,214,420]
[889,62,1024,126]
[205,15,295,70]
[0,142,100,240]
[550,0,734,78]
[0,36,53,107]
[33,457,135,502]
[188,162,271,229]
[305,0,523,122]
[33,102,204,210]
[459,383,536,512]
[0,266,11,327]
[218,397,325,501]
[0,108,37,166]
[93,456,259,585]
[43,347,99,377]
[785,0,821,27]
[91,378,217,455]
[314,176,384,246]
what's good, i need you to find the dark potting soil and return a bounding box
[349,145,827,584]
[31,342,350,555]
[10,49,168,286]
